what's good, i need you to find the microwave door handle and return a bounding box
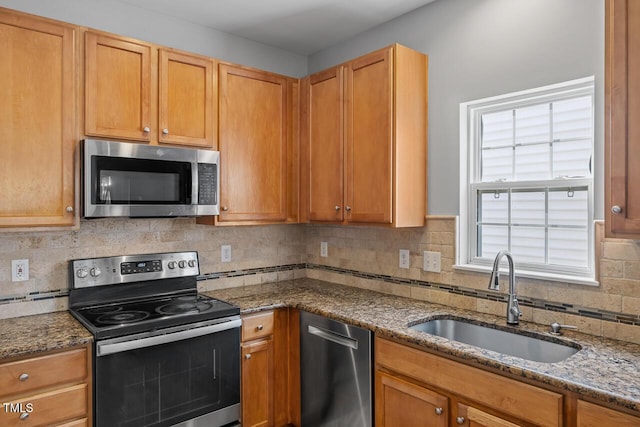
[100,176,112,203]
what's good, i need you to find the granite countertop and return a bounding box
[0,311,93,360]
[205,278,640,415]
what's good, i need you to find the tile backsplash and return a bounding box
[1,217,639,343]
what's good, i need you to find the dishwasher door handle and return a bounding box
[307,325,358,350]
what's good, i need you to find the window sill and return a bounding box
[453,263,599,287]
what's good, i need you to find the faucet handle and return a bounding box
[549,322,577,335]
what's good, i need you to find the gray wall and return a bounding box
[310,0,605,217]
[0,0,307,77]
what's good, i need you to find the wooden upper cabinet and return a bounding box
[85,31,153,142]
[0,8,76,227]
[346,48,394,224]
[303,44,427,227]
[305,67,344,222]
[158,49,216,148]
[217,64,289,223]
[606,0,640,237]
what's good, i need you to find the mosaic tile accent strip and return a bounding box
[305,263,640,327]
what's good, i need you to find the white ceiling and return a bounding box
[115,0,436,55]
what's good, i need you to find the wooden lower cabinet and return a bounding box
[242,337,274,427]
[375,337,563,427]
[241,309,298,427]
[376,370,448,427]
[0,345,91,427]
[576,399,640,426]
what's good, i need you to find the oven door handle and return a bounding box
[97,319,241,357]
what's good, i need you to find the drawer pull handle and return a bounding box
[19,373,29,382]
[456,416,465,425]
[256,325,264,331]
[435,407,443,415]
[245,354,251,360]
[19,412,29,421]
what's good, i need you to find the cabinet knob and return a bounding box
[18,373,29,382]
[245,354,251,360]
[435,407,443,415]
[143,127,150,133]
[162,128,169,135]
[345,206,352,212]
[19,412,29,421]
[456,416,465,425]
[221,206,229,211]
[612,205,623,214]
[335,206,341,211]
[65,206,74,213]
[256,325,264,331]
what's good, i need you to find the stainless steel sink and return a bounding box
[409,318,580,363]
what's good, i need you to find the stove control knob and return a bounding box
[168,261,177,269]
[178,260,187,268]
[76,268,88,279]
[188,260,197,268]
[90,267,101,277]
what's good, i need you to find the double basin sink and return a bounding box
[409,318,580,363]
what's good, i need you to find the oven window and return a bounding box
[95,328,240,427]
[92,156,191,205]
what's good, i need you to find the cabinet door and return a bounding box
[159,49,215,148]
[457,403,523,427]
[577,400,640,426]
[306,67,344,222]
[218,64,288,222]
[345,48,393,224]
[375,371,448,427]
[606,0,640,237]
[85,31,153,141]
[0,10,76,227]
[241,338,274,427]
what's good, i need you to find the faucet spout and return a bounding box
[488,250,522,325]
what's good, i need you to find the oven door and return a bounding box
[95,318,240,427]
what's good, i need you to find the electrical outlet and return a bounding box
[399,249,410,269]
[320,242,328,257]
[11,259,29,282]
[423,251,441,273]
[221,245,232,263]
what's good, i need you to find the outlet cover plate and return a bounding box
[320,242,328,258]
[221,245,232,263]
[12,259,29,282]
[423,251,441,273]
[399,249,410,269]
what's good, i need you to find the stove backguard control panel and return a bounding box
[70,251,200,289]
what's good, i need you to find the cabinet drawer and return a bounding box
[242,311,274,341]
[0,349,87,399]
[376,337,563,427]
[577,400,640,426]
[57,419,88,427]
[0,383,88,427]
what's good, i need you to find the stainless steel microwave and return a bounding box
[81,139,219,218]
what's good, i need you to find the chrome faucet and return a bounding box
[488,250,522,325]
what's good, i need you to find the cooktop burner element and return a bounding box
[68,251,240,340]
[96,310,150,325]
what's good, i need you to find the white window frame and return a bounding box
[457,77,598,286]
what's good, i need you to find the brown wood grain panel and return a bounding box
[577,399,640,426]
[85,31,152,141]
[0,8,76,227]
[242,311,275,341]
[158,49,215,148]
[218,63,288,222]
[307,66,344,222]
[241,338,274,427]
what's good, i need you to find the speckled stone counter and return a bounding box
[205,278,640,415]
[0,311,93,360]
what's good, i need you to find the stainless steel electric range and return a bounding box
[68,251,241,427]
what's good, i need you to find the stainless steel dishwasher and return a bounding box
[300,311,373,427]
